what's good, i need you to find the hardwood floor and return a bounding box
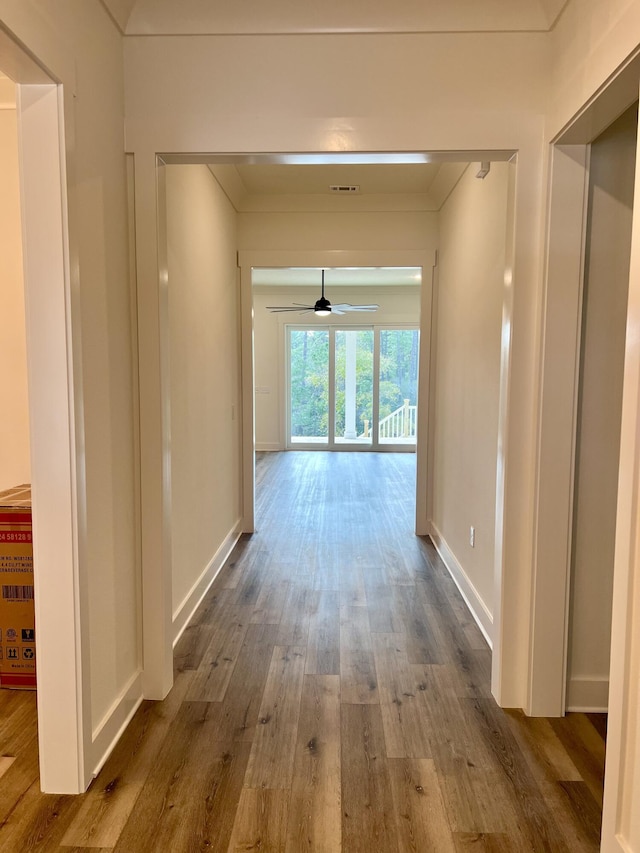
[0,451,606,851]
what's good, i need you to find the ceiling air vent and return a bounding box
[329,184,360,193]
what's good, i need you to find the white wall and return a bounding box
[253,284,421,449]
[549,0,640,139]
[165,165,242,622]
[568,105,637,712]
[124,33,549,152]
[0,81,30,490]
[73,8,139,736]
[431,163,508,631]
[239,211,438,253]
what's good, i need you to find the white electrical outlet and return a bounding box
[470,526,475,547]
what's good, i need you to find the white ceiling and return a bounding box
[234,163,442,196]
[102,0,569,35]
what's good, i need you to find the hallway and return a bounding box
[0,452,604,850]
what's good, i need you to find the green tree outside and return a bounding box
[290,328,419,439]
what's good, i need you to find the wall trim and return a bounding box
[172,520,243,646]
[256,442,282,452]
[566,676,609,713]
[18,82,90,794]
[90,670,143,781]
[430,525,493,649]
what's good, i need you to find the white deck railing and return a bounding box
[361,399,417,440]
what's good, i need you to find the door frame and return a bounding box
[528,51,640,852]
[0,23,91,792]
[147,149,520,735]
[238,250,435,535]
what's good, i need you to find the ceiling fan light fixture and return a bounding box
[314,296,332,316]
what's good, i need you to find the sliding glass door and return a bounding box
[288,326,419,450]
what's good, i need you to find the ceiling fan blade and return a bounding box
[267,305,314,312]
[267,304,313,309]
[331,303,379,312]
[331,307,347,315]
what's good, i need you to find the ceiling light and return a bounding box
[314,297,332,316]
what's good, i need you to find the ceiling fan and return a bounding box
[266,270,379,316]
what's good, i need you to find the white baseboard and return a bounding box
[256,442,282,452]
[566,676,609,712]
[430,524,493,649]
[172,520,243,646]
[90,669,143,780]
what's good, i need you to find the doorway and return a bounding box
[287,325,419,450]
[242,251,434,535]
[0,33,89,789]
[531,64,640,848]
[567,104,637,714]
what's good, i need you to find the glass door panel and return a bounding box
[378,329,419,446]
[334,329,374,445]
[287,326,419,450]
[289,328,329,444]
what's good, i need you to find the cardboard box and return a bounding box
[0,485,35,689]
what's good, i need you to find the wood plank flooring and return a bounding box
[0,451,606,851]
